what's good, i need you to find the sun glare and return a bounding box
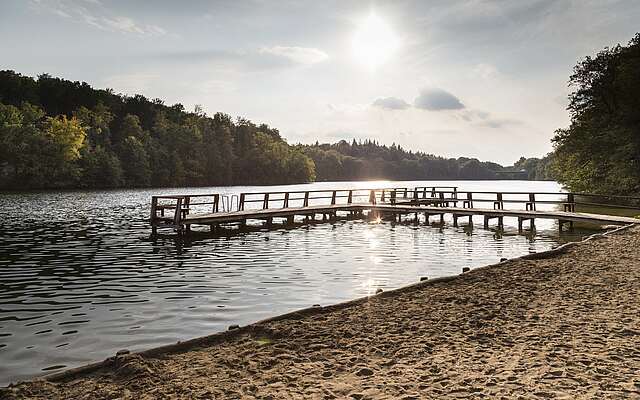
[352,13,400,70]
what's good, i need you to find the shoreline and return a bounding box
[3,224,640,398]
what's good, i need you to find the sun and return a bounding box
[351,13,400,70]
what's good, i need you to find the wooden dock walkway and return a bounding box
[150,186,640,235]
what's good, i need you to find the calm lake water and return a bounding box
[0,180,595,385]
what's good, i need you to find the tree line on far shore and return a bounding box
[0,71,551,190]
[300,140,552,181]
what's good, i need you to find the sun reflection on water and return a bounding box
[360,277,380,296]
[364,228,380,249]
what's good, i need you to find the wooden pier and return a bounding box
[150,187,639,235]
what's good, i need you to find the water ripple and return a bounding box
[0,181,590,385]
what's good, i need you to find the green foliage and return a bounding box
[79,145,123,187]
[552,33,640,195]
[513,154,556,181]
[44,115,86,161]
[0,102,84,188]
[301,140,508,181]
[0,70,316,189]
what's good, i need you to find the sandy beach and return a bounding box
[3,226,640,399]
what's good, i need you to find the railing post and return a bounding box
[239,193,245,211]
[284,192,289,208]
[565,193,575,212]
[439,192,445,207]
[214,194,220,212]
[413,188,418,202]
[150,197,158,235]
[183,196,190,218]
[151,196,158,220]
[331,190,337,205]
[422,187,427,199]
[463,192,473,208]
[303,191,309,207]
[263,193,269,209]
[391,190,396,205]
[174,197,183,230]
[527,193,536,211]
[494,193,504,210]
[431,187,436,198]
[381,190,386,202]
[369,190,376,204]
[347,190,353,204]
[404,188,408,198]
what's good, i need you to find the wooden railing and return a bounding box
[420,189,640,212]
[150,186,457,228]
[236,186,416,210]
[150,186,640,231]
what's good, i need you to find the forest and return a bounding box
[0,71,315,189]
[0,70,547,190]
[301,140,551,181]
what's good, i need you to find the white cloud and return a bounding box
[259,46,329,65]
[100,16,153,35]
[414,87,465,111]
[30,0,166,36]
[372,97,411,110]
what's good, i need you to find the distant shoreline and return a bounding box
[3,224,639,398]
[0,178,556,195]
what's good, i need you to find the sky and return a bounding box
[1,0,639,164]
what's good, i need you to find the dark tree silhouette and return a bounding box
[553,33,640,195]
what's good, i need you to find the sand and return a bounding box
[3,226,640,399]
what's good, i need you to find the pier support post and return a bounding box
[518,217,523,232]
[484,215,489,229]
[519,217,536,232]
[453,215,458,227]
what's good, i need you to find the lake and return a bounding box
[0,180,595,385]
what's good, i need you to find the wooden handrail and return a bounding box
[151,187,640,227]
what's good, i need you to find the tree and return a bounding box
[79,145,123,187]
[120,136,151,186]
[552,33,640,194]
[44,115,86,162]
